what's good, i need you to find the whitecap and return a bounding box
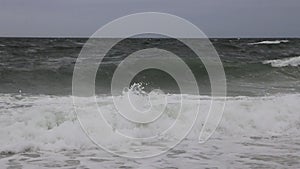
[0,92,300,153]
[263,56,300,67]
[249,40,289,45]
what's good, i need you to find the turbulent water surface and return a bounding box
[0,38,300,168]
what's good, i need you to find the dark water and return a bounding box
[0,38,299,96]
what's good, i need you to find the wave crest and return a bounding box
[249,40,289,45]
[263,56,300,67]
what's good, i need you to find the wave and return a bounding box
[249,40,289,45]
[0,90,299,154]
[263,56,300,67]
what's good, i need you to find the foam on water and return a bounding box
[0,89,300,154]
[249,40,289,45]
[263,56,300,67]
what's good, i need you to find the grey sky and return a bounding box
[0,0,299,37]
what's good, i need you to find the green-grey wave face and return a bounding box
[0,38,299,96]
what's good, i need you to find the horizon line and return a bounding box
[0,36,299,39]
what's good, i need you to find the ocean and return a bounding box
[0,38,299,168]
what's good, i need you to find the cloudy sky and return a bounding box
[0,0,299,37]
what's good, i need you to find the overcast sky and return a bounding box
[0,0,299,37]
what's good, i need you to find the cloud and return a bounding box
[0,0,299,37]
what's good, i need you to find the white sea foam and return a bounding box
[263,56,300,67]
[0,91,299,154]
[249,40,289,45]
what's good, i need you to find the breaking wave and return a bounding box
[0,91,299,154]
[249,40,289,45]
[263,56,300,67]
